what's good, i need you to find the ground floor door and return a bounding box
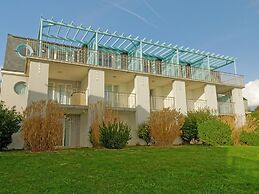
[64,115,80,147]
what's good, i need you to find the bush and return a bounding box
[219,115,240,145]
[148,108,185,146]
[138,123,152,145]
[89,102,118,147]
[240,131,259,146]
[22,100,64,152]
[99,122,131,149]
[249,111,259,131]
[0,101,21,150]
[181,109,216,143]
[198,119,232,146]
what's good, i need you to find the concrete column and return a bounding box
[132,75,150,145]
[85,69,105,147]
[134,75,150,125]
[172,80,187,114]
[87,69,105,104]
[231,88,246,127]
[204,84,218,114]
[27,61,49,105]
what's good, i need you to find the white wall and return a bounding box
[186,87,205,100]
[27,61,49,105]
[0,73,28,112]
[0,72,28,149]
[117,111,144,145]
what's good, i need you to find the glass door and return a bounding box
[54,83,72,105]
[105,85,119,107]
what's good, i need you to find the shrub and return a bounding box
[240,114,259,132]
[198,119,232,146]
[219,115,236,130]
[240,131,259,146]
[220,114,259,145]
[181,109,216,143]
[0,101,22,150]
[99,122,131,149]
[138,123,152,145]
[22,100,64,152]
[148,108,185,146]
[89,102,119,147]
[219,115,239,145]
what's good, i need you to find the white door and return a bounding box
[54,84,72,105]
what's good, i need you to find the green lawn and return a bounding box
[0,146,259,194]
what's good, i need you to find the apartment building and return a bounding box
[0,18,246,148]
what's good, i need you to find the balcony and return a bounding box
[48,86,87,106]
[25,39,244,87]
[187,99,207,112]
[104,91,136,109]
[218,102,234,115]
[150,96,175,111]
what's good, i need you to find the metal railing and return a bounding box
[25,39,244,87]
[150,96,175,111]
[48,86,87,106]
[187,99,207,112]
[104,91,136,109]
[218,101,234,115]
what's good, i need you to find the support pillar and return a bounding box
[231,88,246,127]
[204,84,218,114]
[172,80,187,114]
[84,69,105,147]
[132,75,150,144]
[134,75,150,125]
[87,69,105,104]
[27,61,49,105]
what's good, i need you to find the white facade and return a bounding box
[0,35,246,149]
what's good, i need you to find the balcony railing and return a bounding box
[104,91,136,109]
[218,101,234,115]
[25,39,244,87]
[150,96,175,111]
[48,86,87,106]
[187,99,207,112]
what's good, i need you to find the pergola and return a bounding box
[38,17,237,72]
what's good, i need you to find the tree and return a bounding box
[0,101,21,150]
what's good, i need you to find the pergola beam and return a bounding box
[39,17,236,69]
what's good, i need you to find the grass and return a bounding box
[0,146,259,194]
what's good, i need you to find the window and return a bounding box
[120,53,128,70]
[143,58,162,74]
[16,44,33,59]
[99,52,113,67]
[48,82,72,105]
[14,81,27,95]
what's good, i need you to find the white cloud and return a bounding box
[243,79,259,109]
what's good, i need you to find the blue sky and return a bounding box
[0,0,259,83]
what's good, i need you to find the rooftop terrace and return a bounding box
[39,17,237,71]
[12,17,243,87]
